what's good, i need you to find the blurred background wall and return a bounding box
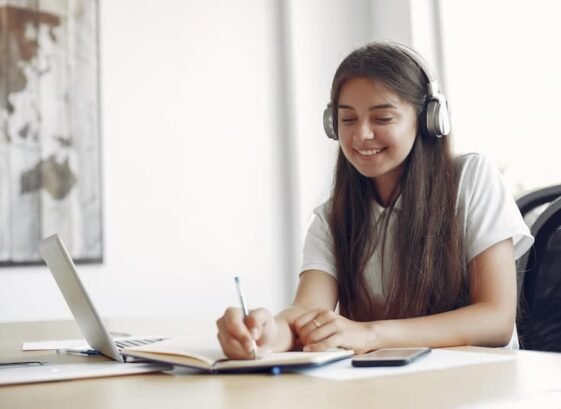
[1,0,559,324]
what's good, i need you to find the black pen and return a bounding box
[56,348,101,356]
[234,276,258,359]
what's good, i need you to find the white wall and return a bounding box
[1,0,286,322]
[0,0,383,323]
[440,0,561,194]
[3,0,553,324]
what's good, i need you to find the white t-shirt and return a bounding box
[300,153,534,349]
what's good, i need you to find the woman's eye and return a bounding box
[376,117,393,123]
[341,118,356,123]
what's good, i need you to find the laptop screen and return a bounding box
[39,234,123,361]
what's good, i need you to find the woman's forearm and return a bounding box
[373,302,515,349]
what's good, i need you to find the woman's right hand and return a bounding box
[216,307,277,359]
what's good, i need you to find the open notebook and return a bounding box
[122,337,353,373]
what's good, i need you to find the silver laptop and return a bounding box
[39,234,163,362]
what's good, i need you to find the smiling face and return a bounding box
[337,77,418,204]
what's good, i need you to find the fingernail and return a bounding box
[245,341,256,353]
[250,328,259,340]
[303,346,310,352]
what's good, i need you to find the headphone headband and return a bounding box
[388,42,438,90]
[323,41,450,140]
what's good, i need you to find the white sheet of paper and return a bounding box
[295,349,514,380]
[0,362,170,386]
[22,339,91,351]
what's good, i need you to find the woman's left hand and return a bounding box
[293,309,378,354]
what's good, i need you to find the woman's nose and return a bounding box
[357,119,374,141]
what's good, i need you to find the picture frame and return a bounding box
[0,0,103,265]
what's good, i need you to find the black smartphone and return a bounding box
[351,347,431,367]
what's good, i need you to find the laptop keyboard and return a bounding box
[115,338,164,349]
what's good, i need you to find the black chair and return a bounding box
[516,184,561,226]
[515,184,561,299]
[517,196,561,351]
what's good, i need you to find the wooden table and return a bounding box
[1,319,560,408]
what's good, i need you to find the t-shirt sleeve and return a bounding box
[462,154,534,262]
[300,203,337,279]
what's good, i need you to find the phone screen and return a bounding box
[351,347,431,367]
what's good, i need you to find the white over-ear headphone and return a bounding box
[323,42,450,140]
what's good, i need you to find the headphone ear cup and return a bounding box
[323,105,338,140]
[425,99,450,138]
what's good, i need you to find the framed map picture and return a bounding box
[0,0,102,264]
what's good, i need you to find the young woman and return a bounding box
[216,42,533,358]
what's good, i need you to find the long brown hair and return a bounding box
[328,43,468,321]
